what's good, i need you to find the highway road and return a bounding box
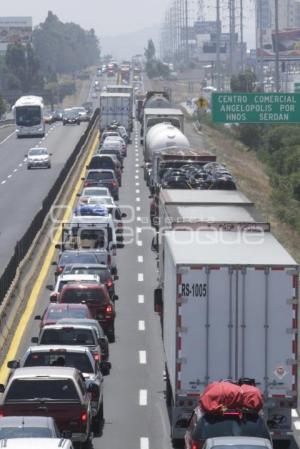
[0,73,103,274]
[9,118,173,449]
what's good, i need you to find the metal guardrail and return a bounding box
[0,109,100,304]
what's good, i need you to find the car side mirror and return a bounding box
[46,285,54,291]
[50,153,53,156]
[0,384,5,393]
[31,337,38,344]
[24,154,27,157]
[87,383,99,394]
[100,361,111,376]
[81,177,85,181]
[121,213,127,218]
[76,193,81,197]
[154,288,163,313]
[34,315,42,320]
[7,360,19,369]
[113,294,119,301]
[114,275,119,281]
[51,260,58,265]
[50,293,58,303]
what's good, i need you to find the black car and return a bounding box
[62,110,80,125]
[162,175,192,190]
[185,409,271,449]
[52,250,108,278]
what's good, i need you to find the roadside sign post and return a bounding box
[211,92,300,123]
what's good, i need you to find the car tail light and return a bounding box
[105,304,113,315]
[106,278,113,288]
[117,222,123,228]
[81,410,88,423]
[84,182,91,187]
[93,352,101,362]
[192,442,200,449]
[111,181,117,187]
[0,408,4,418]
[57,267,64,274]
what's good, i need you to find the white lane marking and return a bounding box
[137,240,143,247]
[139,351,147,364]
[135,169,139,173]
[138,294,144,304]
[13,169,18,172]
[19,163,22,167]
[7,175,12,179]
[0,130,16,145]
[136,227,142,233]
[135,163,139,167]
[140,437,149,449]
[38,141,42,145]
[23,158,27,162]
[136,197,140,202]
[136,206,141,211]
[139,389,148,406]
[138,273,144,282]
[1,180,6,184]
[138,320,145,331]
[137,217,141,222]
[136,189,140,194]
[136,182,140,186]
[135,175,139,179]
[42,137,45,140]
[138,256,143,263]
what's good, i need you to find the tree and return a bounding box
[230,69,256,92]
[145,39,155,61]
[0,94,6,117]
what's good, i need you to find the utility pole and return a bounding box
[185,0,189,63]
[229,0,236,77]
[216,0,221,90]
[240,0,244,72]
[257,0,264,89]
[274,0,280,92]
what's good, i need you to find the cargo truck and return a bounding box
[141,108,184,145]
[154,229,298,444]
[99,93,131,133]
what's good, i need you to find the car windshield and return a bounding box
[89,158,114,169]
[87,171,113,180]
[0,428,52,438]
[15,106,41,127]
[213,446,266,449]
[193,414,270,441]
[46,307,89,319]
[6,379,79,401]
[61,288,105,304]
[29,149,47,156]
[24,352,93,373]
[70,267,109,281]
[60,253,98,265]
[40,328,96,346]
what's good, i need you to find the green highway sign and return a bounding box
[294,83,300,93]
[211,92,300,124]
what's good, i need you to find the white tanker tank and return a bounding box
[145,123,190,162]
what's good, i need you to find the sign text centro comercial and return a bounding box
[211,93,300,124]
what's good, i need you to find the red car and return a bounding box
[59,283,116,342]
[35,303,92,330]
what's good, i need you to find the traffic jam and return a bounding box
[0,60,299,449]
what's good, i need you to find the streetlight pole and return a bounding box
[216,0,221,90]
[274,0,280,92]
[240,0,244,71]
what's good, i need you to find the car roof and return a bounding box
[57,319,104,334]
[64,263,108,269]
[0,438,72,448]
[57,274,99,282]
[41,324,96,332]
[61,282,105,290]
[29,147,47,151]
[9,366,78,379]
[46,303,90,310]
[87,169,114,174]
[205,437,272,447]
[0,416,55,427]
[25,345,91,355]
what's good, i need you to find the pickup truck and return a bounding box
[0,367,93,443]
[8,346,105,432]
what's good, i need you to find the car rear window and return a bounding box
[61,287,106,304]
[87,171,113,180]
[60,253,98,265]
[6,379,79,401]
[40,328,96,346]
[24,352,93,373]
[46,307,89,320]
[193,414,270,441]
[0,428,52,438]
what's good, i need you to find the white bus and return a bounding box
[13,95,45,138]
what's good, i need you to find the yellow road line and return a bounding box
[0,130,99,384]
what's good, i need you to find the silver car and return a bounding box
[202,437,273,449]
[0,416,61,439]
[26,147,52,169]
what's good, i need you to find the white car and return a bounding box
[0,439,74,449]
[79,187,111,200]
[202,437,273,449]
[26,147,52,169]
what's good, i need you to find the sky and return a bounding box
[0,0,170,36]
[0,0,256,47]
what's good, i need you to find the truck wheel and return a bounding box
[166,374,172,407]
[108,327,115,343]
[92,401,103,434]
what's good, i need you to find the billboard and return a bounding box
[272,29,300,56]
[0,17,32,45]
[194,21,220,35]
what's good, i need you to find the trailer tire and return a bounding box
[166,370,172,407]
